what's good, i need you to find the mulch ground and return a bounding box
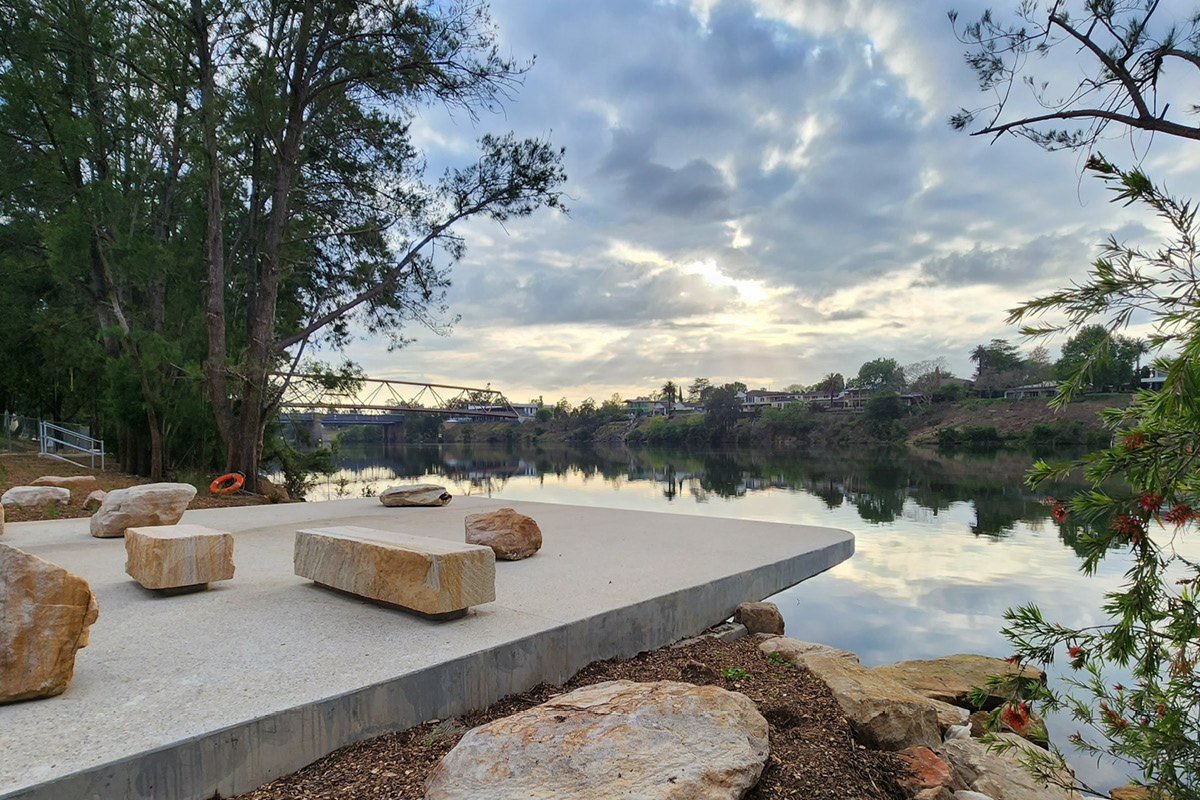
[236,636,908,800]
[0,454,267,522]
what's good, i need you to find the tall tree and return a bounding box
[660,380,677,416]
[952,2,1200,150]
[687,377,712,403]
[1054,324,1140,390]
[851,358,904,391]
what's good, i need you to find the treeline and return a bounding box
[0,0,564,485]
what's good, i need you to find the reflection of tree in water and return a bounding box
[329,441,1112,554]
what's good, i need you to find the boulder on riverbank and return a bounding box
[463,508,542,560]
[1,543,99,703]
[379,484,452,507]
[89,482,196,538]
[426,680,769,800]
[940,733,1081,800]
[872,655,1045,710]
[733,601,784,635]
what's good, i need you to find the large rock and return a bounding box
[125,524,235,590]
[897,745,958,796]
[295,526,495,617]
[89,482,196,538]
[733,601,784,635]
[1,486,70,509]
[426,680,769,800]
[939,734,1081,800]
[795,651,942,751]
[758,636,859,664]
[1,543,99,703]
[85,489,108,507]
[463,508,542,560]
[256,474,290,503]
[873,655,1045,710]
[379,484,452,507]
[32,475,98,493]
[0,503,4,536]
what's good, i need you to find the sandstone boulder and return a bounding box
[295,527,495,617]
[939,734,1081,800]
[1,543,99,703]
[1,486,70,509]
[733,601,784,635]
[0,503,4,536]
[1109,785,1162,799]
[968,707,1049,749]
[873,655,1045,710]
[86,489,108,506]
[426,680,769,800]
[89,482,196,538]
[257,474,290,503]
[463,508,542,560]
[795,651,942,750]
[898,745,959,796]
[379,484,452,507]
[758,636,860,664]
[32,475,98,493]
[125,524,235,590]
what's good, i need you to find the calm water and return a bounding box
[303,441,1193,790]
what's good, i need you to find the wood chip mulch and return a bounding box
[236,636,908,800]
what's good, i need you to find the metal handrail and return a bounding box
[40,421,105,470]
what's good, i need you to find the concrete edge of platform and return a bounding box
[1,533,852,800]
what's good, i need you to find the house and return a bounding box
[623,397,666,417]
[801,390,837,406]
[510,402,539,421]
[740,390,799,414]
[1141,369,1167,391]
[1003,381,1059,399]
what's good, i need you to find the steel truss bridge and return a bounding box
[272,373,519,421]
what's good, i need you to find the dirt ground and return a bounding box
[237,636,908,800]
[906,395,1125,443]
[0,454,266,522]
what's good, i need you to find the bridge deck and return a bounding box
[0,497,852,800]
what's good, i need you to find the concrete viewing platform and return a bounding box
[0,496,853,800]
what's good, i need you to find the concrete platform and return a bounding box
[0,497,852,800]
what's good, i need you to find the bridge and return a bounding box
[273,374,521,443]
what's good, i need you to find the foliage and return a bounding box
[932,383,967,403]
[1055,324,1141,391]
[937,424,1004,449]
[951,2,1200,151]
[722,667,750,680]
[262,433,339,500]
[850,358,905,391]
[995,162,1200,799]
[703,383,745,439]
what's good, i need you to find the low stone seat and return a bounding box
[294,526,495,619]
[125,524,235,592]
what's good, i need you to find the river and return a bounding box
[300,440,1184,791]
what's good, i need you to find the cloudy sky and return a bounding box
[342,0,1198,404]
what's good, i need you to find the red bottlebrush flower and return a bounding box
[1068,645,1083,658]
[1042,496,1057,506]
[1000,704,1029,729]
[1156,703,1166,717]
[1112,514,1146,540]
[1138,492,1162,512]
[1113,683,1124,691]
[1164,504,1196,526]
[1004,655,1020,664]
[1051,503,1069,523]
[1121,431,1146,449]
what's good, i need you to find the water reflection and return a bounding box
[304,441,1194,792]
[316,442,1092,541]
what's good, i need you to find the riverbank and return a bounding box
[436,395,1125,450]
[0,454,267,522]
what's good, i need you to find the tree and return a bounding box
[971,339,1032,397]
[0,0,566,486]
[660,381,677,417]
[851,358,905,392]
[703,383,743,438]
[818,372,845,395]
[951,2,1200,151]
[904,358,951,397]
[996,160,1200,799]
[1055,324,1140,390]
[687,377,712,403]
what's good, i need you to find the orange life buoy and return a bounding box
[209,473,245,494]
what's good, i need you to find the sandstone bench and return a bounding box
[125,524,235,593]
[294,526,495,620]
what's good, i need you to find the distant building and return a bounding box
[740,390,800,414]
[1141,369,1167,391]
[1004,381,1059,399]
[624,397,666,417]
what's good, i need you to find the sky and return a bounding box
[341,0,1200,405]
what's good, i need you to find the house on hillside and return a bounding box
[624,397,666,418]
[1003,381,1059,399]
[740,390,800,414]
